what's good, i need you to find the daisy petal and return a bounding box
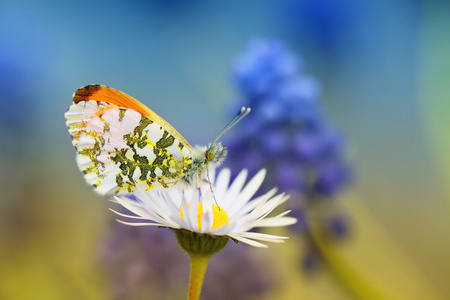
[227,235,269,248]
[116,220,161,226]
[112,168,297,248]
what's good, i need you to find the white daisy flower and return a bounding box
[112,168,297,248]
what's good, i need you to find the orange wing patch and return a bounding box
[73,85,192,149]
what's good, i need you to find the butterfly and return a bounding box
[65,85,250,195]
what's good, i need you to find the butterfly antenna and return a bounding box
[211,107,251,145]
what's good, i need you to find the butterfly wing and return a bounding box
[65,85,194,195]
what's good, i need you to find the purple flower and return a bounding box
[293,131,324,163]
[272,161,304,193]
[226,39,351,198]
[327,214,350,238]
[314,161,351,196]
[100,224,273,299]
[224,39,354,271]
[233,39,301,98]
[202,243,272,300]
[100,225,189,299]
[256,126,288,156]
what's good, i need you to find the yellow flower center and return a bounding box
[179,202,229,231]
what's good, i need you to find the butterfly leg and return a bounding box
[205,167,220,208]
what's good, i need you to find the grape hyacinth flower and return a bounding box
[225,39,352,269]
[111,168,296,299]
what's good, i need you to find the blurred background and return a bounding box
[1,0,449,299]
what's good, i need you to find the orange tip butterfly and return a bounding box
[65,85,250,195]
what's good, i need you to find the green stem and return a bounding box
[187,254,211,300]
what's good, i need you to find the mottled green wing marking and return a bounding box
[65,100,193,195]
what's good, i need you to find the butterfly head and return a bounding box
[205,142,227,167]
[205,106,251,165]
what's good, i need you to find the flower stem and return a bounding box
[187,254,211,300]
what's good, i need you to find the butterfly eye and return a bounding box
[206,149,216,161]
